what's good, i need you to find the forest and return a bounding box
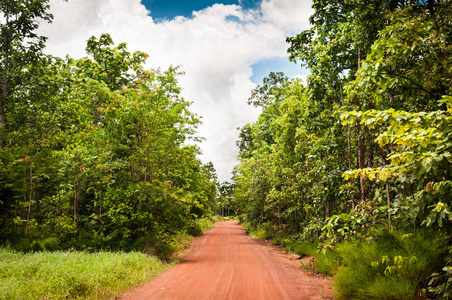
[0,0,218,254]
[232,0,452,298]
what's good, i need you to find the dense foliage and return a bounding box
[233,0,452,298]
[0,0,218,251]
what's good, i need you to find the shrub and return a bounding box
[187,222,204,237]
[271,237,285,246]
[41,237,60,251]
[247,224,274,240]
[212,215,222,223]
[155,242,178,260]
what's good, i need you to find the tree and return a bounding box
[0,0,54,148]
[0,30,217,250]
[218,181,234,217]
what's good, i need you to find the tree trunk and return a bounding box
[386,182,392,228]
[366,130,374,169]
[73,181,78,223]
[347,126,352,169]
[366,130,374,201]
[0,34,11,149]
[25,164,33,237]
[357,123,366,202]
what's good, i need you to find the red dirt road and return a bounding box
[122,220,333,300]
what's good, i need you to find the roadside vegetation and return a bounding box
[234,1,452,298]
[246,223,446,299]
[0,249,170,300]
[0,0,221,254]
[0,216,219,299]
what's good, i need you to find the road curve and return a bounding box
[122,220,332,300]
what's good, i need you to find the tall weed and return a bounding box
[334,229,445,299]
[315,250,340,275]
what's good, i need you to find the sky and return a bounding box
[37,0,312,182]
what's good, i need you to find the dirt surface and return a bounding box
[121,220,334,300]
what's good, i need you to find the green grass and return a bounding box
[285,241,318,257]
[284,241,340,275]
[334,229,445,299]
[0,248,171,300]
[315,250,340,276]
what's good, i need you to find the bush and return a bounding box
[155,242,177,260]
[212,215,222,223]
[7,237,60,252]
[187,222,204,237]
[271,236,285,246]
[40,237,60,251]
[247,224,274,240]
[30,240,44,252]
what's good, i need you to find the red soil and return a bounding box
[121,220,334,300]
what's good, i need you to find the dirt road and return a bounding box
[122,220,333,300]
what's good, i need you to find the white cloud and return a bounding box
[37,0,313,181]
[293,74,309,85]
[261,0,313,30]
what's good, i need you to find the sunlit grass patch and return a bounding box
[0,248,171,300]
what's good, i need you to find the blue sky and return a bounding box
[250,57,308,84]
[142,0,261,20]
[38,0,313,181]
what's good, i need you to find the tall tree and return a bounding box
[0,0,53,147]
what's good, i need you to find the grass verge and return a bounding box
[334,229,445,299]
[0,248,171,300]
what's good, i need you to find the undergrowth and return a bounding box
[245,223,274,240]
[284,241,340,275]
[244,222,446,299]
[334,229,445,299]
